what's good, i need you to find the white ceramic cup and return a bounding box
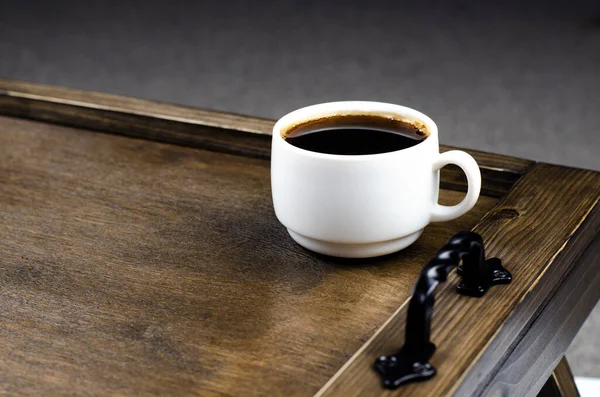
[271,101,481,258]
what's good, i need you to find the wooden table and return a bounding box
[0,80,598,397]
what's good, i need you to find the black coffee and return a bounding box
[283,115,428,155]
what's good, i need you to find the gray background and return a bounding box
[1,0,599,377]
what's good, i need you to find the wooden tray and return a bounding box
[0,80,598,397]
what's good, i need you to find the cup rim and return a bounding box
[272,101,438,160]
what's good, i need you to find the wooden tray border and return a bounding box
[1,80,598,397]
[0,79,532,198]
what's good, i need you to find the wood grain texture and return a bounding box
[0,115,497,396]
[537,358,580,397]
[547,358,580,397]
[0,79,533,197]
[317,163,600,397]
[477,235,600,397]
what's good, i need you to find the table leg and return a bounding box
[537,357,580,397]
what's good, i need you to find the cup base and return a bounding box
[287,229,424,258]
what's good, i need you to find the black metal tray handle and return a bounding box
[374,231,512,389]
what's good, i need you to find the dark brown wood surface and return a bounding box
[548,358,580,397]
[538,357,580,397]
[317,163,600,397]
[0,115,497,396]
[474,234,600,397]
[0,79,533,197]
[1,80,598,397]
[551,359,580,397]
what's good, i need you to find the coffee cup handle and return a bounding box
[430,150,481,222]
